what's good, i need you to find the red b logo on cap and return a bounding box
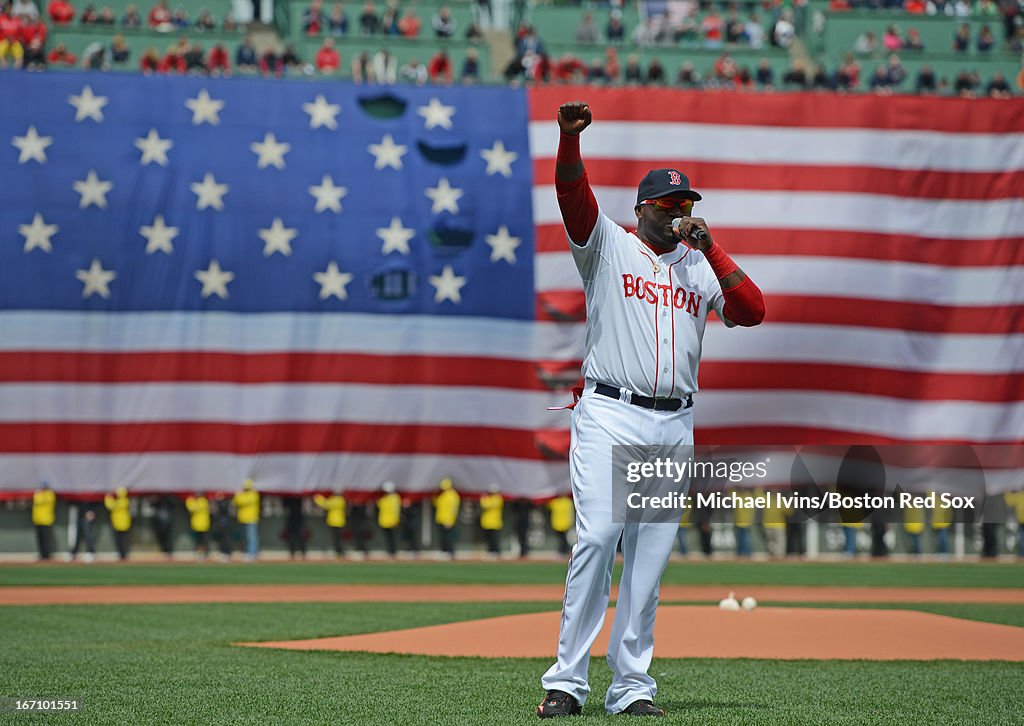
[668,171,681,186]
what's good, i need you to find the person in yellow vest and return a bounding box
[904,499,927,556]
[761,488,789,559]
[931,490,953,557]
[732,489,755,557]
[377,482,401,558]
[548,494,574,556]
[234,479,261,561]
[1005,490,1024,559]
[433,477,460,559]
[480,484,504,558]
[314,488,347,558]
[185,492,211,560]
[32,482,57,561]
[675,505,691,558]
[104,487,132,561]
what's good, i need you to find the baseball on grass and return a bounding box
[741,596,758,611]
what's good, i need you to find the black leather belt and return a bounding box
[594,382,693,412]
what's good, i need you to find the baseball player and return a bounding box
[537,101,765,718]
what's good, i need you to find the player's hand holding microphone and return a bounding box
[672,216,714,252]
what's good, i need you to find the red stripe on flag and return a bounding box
[698,362,1024,402]
[0,423,550,459]
[528,86,1024,133]
[534,224,1024,267]
[532,158,1024,201]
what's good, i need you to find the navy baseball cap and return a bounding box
[636,168,702,204]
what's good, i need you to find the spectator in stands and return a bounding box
[515,23,543,56]
[603,46,618,82]
[712,51,737,84]
[372,46,396,82]
[772,8,795,48]
[69,501,99,562]
[836,52,860,88]
[326,1,346,34]
[194,7,214,29]
[870,64,893,93]
[12,0,37,20]
[915,63,936,92]
[725,8,745,44]
[976,23,995,50]
[746,12,765,48]
[233,479,260,561]
[110,33,130,64]
[606,10,624,44]
[431,4,455,37]
[400,56,427,84]
[1,11,26,67]
[623,53,642,84]
[303,0,323,33]
[974,0,999,16]
[853,30,877,55]
[586,55,606,83]
[79,2,97,22]
[677,60,700,86]
[987,70,1012,96]
[886,53,906,86]
[904,0,926,12]
[397,7,418,36]
[207,41,229,75]
[358,0,377,34]
[952,22,970,51]
[552,51,585,82]
[235,34,256,70]
[647,56,667,85]
[904,27,925,50]
[221,10,234,30]
[782,59,808,88]
[19,12,47,48]
[433,478,460,559]
[350,49,370,80]
[811,62,832,89]
[81,40,108,69]
[632,16,659,46]
[314,35,339,73]
[259,45,281,75]
[148,0,171,29]
[702,8,724,47]
[139,45,159,71]
[121,3,140,26]
[185,492,210,559]
[428,48,452,84]
[184,41,206,73]
[32,483,56,560]
[883,24,902,51]
[47,0,73,23]
[159,35,187,72]
[379,5,397,34]
[97,3,113,23]
[1010,28,1024,55]
[171,4,188,28]
[280,41,301,69]
[48,41,76,64]
[755,57,773,87]
[951,0,970,15]
[465,19,482,41]
[575,9,598,43]
[105,487,132,561]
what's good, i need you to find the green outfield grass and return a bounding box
[2,600,1024,725]
[2,559,1022,588]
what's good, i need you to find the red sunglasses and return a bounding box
[641,198,694,214]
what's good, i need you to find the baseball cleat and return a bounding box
[618,699,665,717]
[536,690,582,718]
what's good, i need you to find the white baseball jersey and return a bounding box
[569,207,727,398]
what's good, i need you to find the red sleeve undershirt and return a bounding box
[554,133,599,245]
[703,242,766,327]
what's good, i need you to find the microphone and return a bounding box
[672,217,708,243]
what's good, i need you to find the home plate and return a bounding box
[239,606,1024,661]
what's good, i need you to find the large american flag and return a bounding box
[2,74,1022,496]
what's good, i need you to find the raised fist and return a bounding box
[558,101,592,135]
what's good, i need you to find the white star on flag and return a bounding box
[368,134,408,170]
[308,175,348,213]
[68,85,108,122]
[18,213,58,253]
[73,170,113,209]
[76,259,116,298]
[258,218,298,256]
[481,140,518,178]
[195,260,235,299]
[303,94,341,130]
[139,215,179,254]
[190,173,229,211]
[425,178,463,214]
[429,265,467,304]
[185,89,225,125]
[485,225,522,264]
[251,132,291,170]
[134,128,173,166]
[313,261,354,300]
[12,126,53,164]
[376,217,415,255]
[417,97,456,129]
